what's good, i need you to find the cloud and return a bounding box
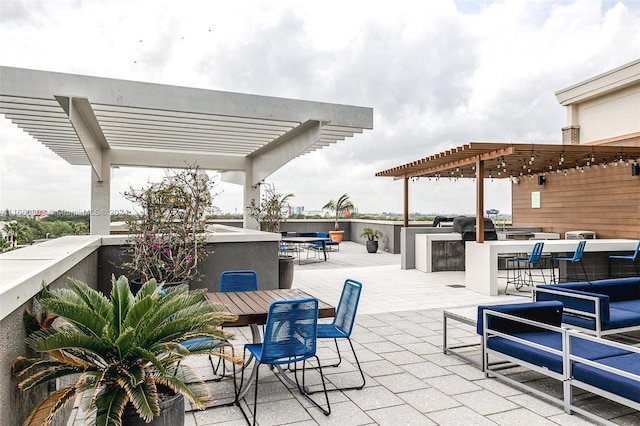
[1,0,639,216]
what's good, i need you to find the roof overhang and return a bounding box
[0,66,373,184]
[376,142,640,181]
[555,59,640,105]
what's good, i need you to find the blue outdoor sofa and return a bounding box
[533,277,640,337]
[478,301,640,424]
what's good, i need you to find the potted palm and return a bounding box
[361,227,383,253]
[322,193,354,243]
[247,184,295,289]
[11,275,237,426]
[122,165,215,294]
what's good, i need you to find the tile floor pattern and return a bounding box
[68,242,640,425]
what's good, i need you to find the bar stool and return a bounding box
[551,240,588,283]
[505,241,546,293]
[608,241,640,277]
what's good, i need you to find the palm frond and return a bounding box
[65,277,112,318]
[16,361,87,391]
[124,376,159,422]
[109,275,133,339]
[124,294,156,330]
[26,326,110,362]
[159,372,210,409]
[93,387,128,426]
[22,386,76,426]
[37,297,108,339]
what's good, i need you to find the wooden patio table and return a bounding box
[206,288,335,326]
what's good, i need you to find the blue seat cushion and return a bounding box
[181,337,227,350]
[487,332,631,374]
[317,323,348,339]
[572,352,640,403]
[562,306,640,331]
[612,299,640,313]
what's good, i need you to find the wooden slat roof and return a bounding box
[376,141,640,180]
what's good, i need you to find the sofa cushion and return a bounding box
[541,278,640,302]
[487,332,631,374]
[477,302,563,335]
[572,352,640,403]
[562,306,640,331]
[611,299,640,313]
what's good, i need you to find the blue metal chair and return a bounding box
[156,284,236,407]
[505,242,546,293]
[552,240,588,283]
[220,270,258,292]
[239,298,331,425]
[609,240,640,277]
[314,278,365,392]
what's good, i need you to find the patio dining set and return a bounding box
[197,270,365,425]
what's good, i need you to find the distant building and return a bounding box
[0,220,17,247]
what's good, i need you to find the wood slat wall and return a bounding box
[512,163,640,239]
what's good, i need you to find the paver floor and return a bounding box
[68,242,640,425]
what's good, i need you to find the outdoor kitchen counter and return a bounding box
[465,239,639,296]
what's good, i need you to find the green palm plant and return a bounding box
[12,275,237,426]
[322,193,355,231]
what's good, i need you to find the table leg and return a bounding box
[322,240,327,261]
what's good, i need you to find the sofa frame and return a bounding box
[480,302,640,425]
[533,277,640,337]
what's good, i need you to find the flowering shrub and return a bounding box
[122,166,215,283]
[247,184,294,233]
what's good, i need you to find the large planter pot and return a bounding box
[328,230,344,243]
[278,255,295,289]
[122,392,185,426]
[130,278,190,295]
[366,240,379,253]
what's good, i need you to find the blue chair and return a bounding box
[609,240,640,277]
[156,285,236,406]
[315,279,365,392]
[552,240,588,283]
[505,242,546,293]
[220,270,258,292]
[239,298,331,425]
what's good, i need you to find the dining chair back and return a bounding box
[572,239,587,262]
[260,298,319,364]
[220,270,258,292]
[552,240,588,283]
[330,278,362,338]
[240,298,330,424]
[608,240,640,277]
[529,241,545,263]
[315,279,365,391]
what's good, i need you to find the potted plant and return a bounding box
[361,227,383,253]
[247,184,295,289]
[122,165,215,294]
[322,193,354,243]
[11,275,237,426]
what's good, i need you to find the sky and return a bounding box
[1,0,639,217]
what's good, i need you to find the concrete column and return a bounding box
[243,168,260,230]
[90,150,111,235]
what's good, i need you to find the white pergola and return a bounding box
[0,67,373,234]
